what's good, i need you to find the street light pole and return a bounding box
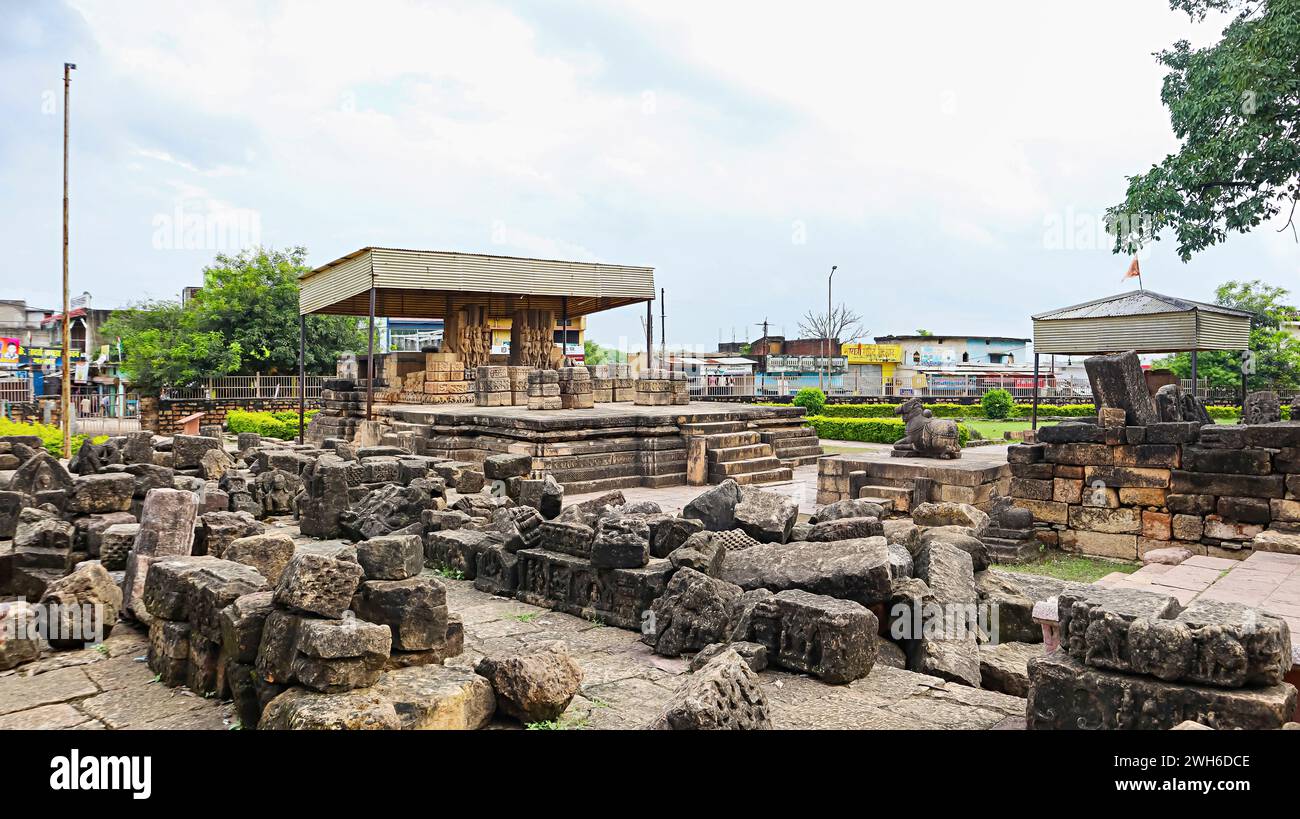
[824,265,837,393]
[61,62,76,460]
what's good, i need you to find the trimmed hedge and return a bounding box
[807,415,970,447]
[814,402,1098,420]
[0,417,107,457]
[226,409,319,441]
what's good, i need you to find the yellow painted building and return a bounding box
[489,315,586,359]
[841,343,901,393]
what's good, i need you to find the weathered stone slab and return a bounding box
[719,537,892,606]
[733,487,798,544]
[354,577,449,651]
[1027,651,1297,730]
[742,589,877,683]
[1084,351,1159,426]
[1057,586,1182,674]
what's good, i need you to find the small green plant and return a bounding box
[228,721,243,731]
[507,612,541,623]
[526,715,591,730]
[432,565,464,581]
[150,673,162,684]
[980,389,1014,420]
[584,615,606,628]
[94,643,110,657]
[791,387,826,417]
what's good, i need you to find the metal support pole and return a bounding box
[297,313,306,444]
[645,299,654,372]
[1031,353,1040,430]
[366,286,376,420]
[1190,350,1199,400]
[61,63,75,459]
[561,296,568,365]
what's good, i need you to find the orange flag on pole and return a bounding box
[1122,257,1141,281]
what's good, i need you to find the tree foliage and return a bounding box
[104,247,365,392]
[1152,279,1300,390]
[1108,0,1300,260]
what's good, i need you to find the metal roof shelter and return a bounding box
[292,247,656,438]
[1026,289,1254,429]
[299,247,655,318]
[1031,290,1252,355]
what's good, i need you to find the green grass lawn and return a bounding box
[961,419,1058,441]
[999,552,1138,583]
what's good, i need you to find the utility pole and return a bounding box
[756,318,769,397]
[659,287,666,373]
[61,62,76,460]
[823,264,837,393]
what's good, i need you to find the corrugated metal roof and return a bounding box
[1032,289,1254,321]
[300,247,654,317]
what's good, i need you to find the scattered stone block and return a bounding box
[273,553,364,619]
[646,648,771,730]
[1027,651,1297,730]
[643,568,742,657]
[719,537,892,606]
[474,640,582,723]
[742,589,877,683]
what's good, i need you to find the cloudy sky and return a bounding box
[2,0,1296,352]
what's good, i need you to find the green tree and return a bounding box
[1108,0,1300,260]
[1151,279,1300,390]
[106,247,366,392]
[100,300,241,391]
[191,247,365,374]
[582,340,627,365]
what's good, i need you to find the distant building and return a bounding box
[874,334,1032,394]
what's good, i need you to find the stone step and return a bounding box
[726,468,794,486]
[745,416,809,428]
[707,443,771,463]
[772,444,823,459]
[709,456,783,478]
[779,453,824,469]
[757,427,817,441]
[558,475,647,496]
[702,431,761,448]
[680,420,749,436]
[983,536,1041,564]
[856,485,913,513]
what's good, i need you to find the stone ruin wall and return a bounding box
[151,397,317,437]
[1008,420,1300,562]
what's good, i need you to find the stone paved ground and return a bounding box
[0,576,1027,730]
[0,628,235,730]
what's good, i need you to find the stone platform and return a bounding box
[373,401,820,495]
[816,444,1011,512]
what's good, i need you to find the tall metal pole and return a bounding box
[297,313,306,444]
[825,265,836,393]
[659,287,666,371]
[366,286,376,420]
[1031,353,1040,430]
[1190,350,1199,400]
[645,299,654,373]
[61,63,76,459]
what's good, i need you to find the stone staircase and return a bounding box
[745,416,824,469]
[680,420,793,485]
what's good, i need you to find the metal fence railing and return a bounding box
[70,390,139,419]
[689,375,756,398]
[0,379,34,403]
[160,375,325,401]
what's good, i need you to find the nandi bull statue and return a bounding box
[891,397,961,459]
